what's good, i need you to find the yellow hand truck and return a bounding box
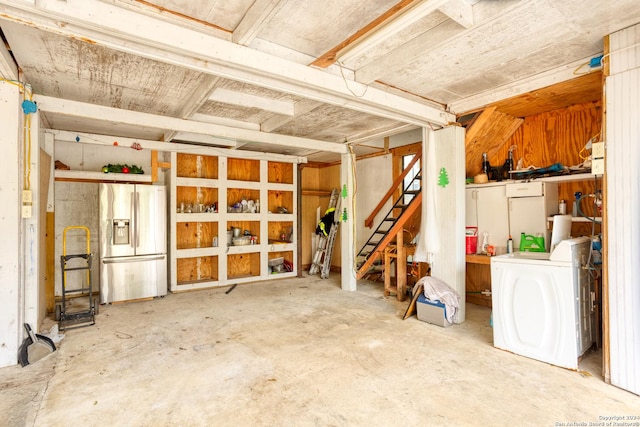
[55,226,97,330]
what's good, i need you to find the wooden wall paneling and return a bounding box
[464,108,523,177]
[301,167,320,268]
[177,256,218,283]
[268,190,293,213]
[227,188,260,208]
[268,161,294,184]
[176,221,217,249]
[176,187,217,207]
[177,153,218,179]
[319,165,342,267]
[228,253,260,278]
[228,158,260,181]
[486,72,603,118]
[497,100,603,237]
[268,221,294,242]
[228,220,260,240]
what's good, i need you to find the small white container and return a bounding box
[559,200,566,215]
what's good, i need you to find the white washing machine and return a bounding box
[490,237,594,370]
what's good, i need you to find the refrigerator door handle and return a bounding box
[133,190,140,249]
[102,254,166,264]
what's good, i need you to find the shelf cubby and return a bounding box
[176,221,218,249]
[227,158,260,182]
[176,256,219,284]
[268,161,294,184]
[177,153,218,179]
[227,253,261,279]
[268,189,293,213]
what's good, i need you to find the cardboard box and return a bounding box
[416,294,452,327]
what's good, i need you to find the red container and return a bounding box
[465,226,478,255]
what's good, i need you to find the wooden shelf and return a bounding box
[514,172,598,183]
[547,216,602,223]
[169,153,297,292]
[302,190,332,196]
[55,170,152,183]
[465,254,492,265]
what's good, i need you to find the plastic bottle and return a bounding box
[482,152,490,176]
[507,235,514,253]
[559,199,566,215]
[572,192,582,217]
[481,232,489,253]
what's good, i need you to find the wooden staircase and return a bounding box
[356,152,422,279]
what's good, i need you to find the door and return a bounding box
[134,185,166,256]
[100,183,135,258]
[100,254,167,303]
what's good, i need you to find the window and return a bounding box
[403,154,420,205]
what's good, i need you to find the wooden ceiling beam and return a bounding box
[309,0,417,68]
[232,0,285,46]
[0,0,453,127]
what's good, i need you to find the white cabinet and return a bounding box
[506,181,558,250]
[168,152,297,292]
[466,181,559,252]
[465,183,509,253]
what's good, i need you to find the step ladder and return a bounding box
[309,188,341,279]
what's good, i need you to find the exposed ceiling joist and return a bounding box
[337,0,451,65]
[260,99,322,132]
[35,95,348,154]
[189,113,260,131]
[0,35,18,79]
[232,0,284,46]
[170,132,237,147]
[163,75,222,142]
[0,0,453,127]
[51,129,307,162]
[438,0,474,29]
[209,87,295,116]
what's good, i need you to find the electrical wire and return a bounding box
[2,77,34,192]
[337,61,368,98]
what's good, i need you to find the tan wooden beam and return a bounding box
[151,150,171,183]
[310,0,417,68]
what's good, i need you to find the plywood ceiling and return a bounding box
[0,0,633,162]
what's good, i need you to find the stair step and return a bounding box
[404,190,420,195]
[384,217,397,222]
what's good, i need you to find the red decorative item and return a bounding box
[122,167,130,173]
[113,141,118,146]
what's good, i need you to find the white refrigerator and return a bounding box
[99,183,167,303]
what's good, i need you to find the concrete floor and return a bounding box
[2,274,638,426]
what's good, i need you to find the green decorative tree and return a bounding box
[438,167,449,187]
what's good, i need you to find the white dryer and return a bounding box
[490,237,594,370]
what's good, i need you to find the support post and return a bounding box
[340,150,356,291]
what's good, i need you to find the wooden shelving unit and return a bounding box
[169,152,297,292]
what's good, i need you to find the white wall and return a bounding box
[605,24,640,395]
[0,81,24,367]
[355,153,393,251]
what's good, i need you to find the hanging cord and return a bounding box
[337,61,368,98]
